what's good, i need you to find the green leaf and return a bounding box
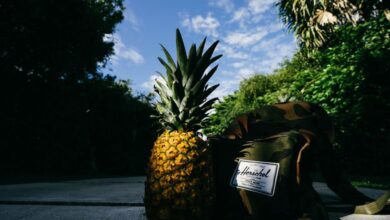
[158,57,172,71]
[169,97,180,116]
[192,40,220,81]
[187,44,198,77]
[160,44,176,69]
[156,71,171,88]
[176,29,187,79]
[198,84,219,103]
[208,54,223,66]
[190,65,219,99]
[197,37,207,58]
[172,68,183,86]
[201,97,218,110]
[201,65,219,87]
[172,80,184,107]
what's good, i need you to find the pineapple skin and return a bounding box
[145,130,215,220]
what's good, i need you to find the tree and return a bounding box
[237,75,275,106]
[206,74,282,135]
[0,0,158,176]
[205,94,240,135]
[0,0,124,81]
[277,0,389,49]
[237,15,389,175]
[289,15,389,133]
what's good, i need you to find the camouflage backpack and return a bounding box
[210,101,373,219]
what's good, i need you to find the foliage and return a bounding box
[0,0,158,175]
[351,176,390,190]
[290,15,389,138]
[277,0,389,49]
[206,15,390,175]
[205,94,240,135]
[206,74,281,135]
[0,0,124,81]
[237,74,276,107]
[205,60,305,135]
[289,16,390,175]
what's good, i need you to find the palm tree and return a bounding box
[277,0,388,49]
[352,0,390,21]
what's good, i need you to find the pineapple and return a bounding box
[144,29,222,220]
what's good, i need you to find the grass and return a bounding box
[311,172,390,190]
[350,176,390,190]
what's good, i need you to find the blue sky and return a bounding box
[103,0,297,99]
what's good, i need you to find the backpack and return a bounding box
[210,101,377,219]
[211,130,328,220]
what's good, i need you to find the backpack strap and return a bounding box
[354,190,390,215]
[248,129,315,186]
[296,129,316,185]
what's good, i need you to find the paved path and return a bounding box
[0,177,146,220]
[312,182,387,220]
[0,176,386,220]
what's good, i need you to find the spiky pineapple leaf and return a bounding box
[186,44,197,77]
[199,84,219,102]
[158,57,173,73]
[172,68,183,86]
[190,65,219,98]
[200,65,219,88]
[196,37,207,59]
[160,44,176,69]
[192,41,220,82]
[172,81,184,107]
[208,54,223,67]
[176,29,188,83]
[179,92,194,112]
[154,29,222,131]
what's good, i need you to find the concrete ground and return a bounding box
[0,176,387,220]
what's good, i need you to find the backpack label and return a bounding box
[230,159,279,196]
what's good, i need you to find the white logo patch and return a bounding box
[230,159,279,196]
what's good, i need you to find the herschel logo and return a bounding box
[237,166,271,178]
[230,159,279,196]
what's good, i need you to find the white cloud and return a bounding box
[207,43,295,99]
[224,29,268,47]
[209,0,235,13]
[105,34,145,64]
[237,67,256,78]
[173,0,297,100]
[229,0,276,27]
[252,35,284,52]
[142,74,163,92]
[248,0,276,15]
[229,7,250,28]
[124,8,140,31]
[267,22,284,32]
[265,43,296,60]
[209,78,238,99]
[117,48,144,64]
[224,19,284,47]
[231,8,249,22]
[230,61,246,68]
[245,43,296,74]
[217,43,249,59]
[251,14,265,23]
[182,13,220,37]
[256,58,280,73]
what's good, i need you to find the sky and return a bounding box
[102,0,297,99]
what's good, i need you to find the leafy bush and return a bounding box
[206,15,390,175]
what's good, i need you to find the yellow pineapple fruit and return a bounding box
[144,29,222,220]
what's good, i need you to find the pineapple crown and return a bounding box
[153,29,222,132]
